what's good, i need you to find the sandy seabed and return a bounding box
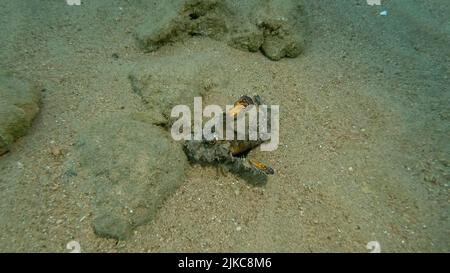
[0,0,449,252]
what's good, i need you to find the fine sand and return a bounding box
[0,0,448,252]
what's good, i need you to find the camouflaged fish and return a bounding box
[184,95,274,179]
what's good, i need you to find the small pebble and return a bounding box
[50,146,62,157]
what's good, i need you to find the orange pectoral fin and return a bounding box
[249,159,275,175]
[228,95,254,117]
[228,104,246,117]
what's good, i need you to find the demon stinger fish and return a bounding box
[183,95,275,182]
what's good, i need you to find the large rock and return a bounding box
[69,113,186,240]
[128,54,208,119]
[134,0,308,61]
[135,0,229,52]
[256,1,306,61]
[0,74,41,155]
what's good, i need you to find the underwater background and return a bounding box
[0,0,449,252]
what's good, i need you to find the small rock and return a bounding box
[17,162,24,169]
[50,146,62,157]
